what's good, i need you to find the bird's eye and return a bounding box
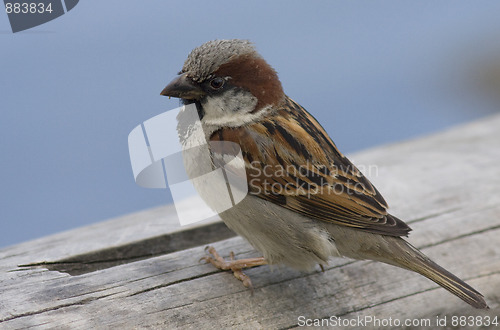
[209,77,225,90]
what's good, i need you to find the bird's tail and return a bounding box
[377,238,489,309]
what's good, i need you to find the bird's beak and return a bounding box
[160,73,206,100]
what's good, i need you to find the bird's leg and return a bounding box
[201,246,267,291]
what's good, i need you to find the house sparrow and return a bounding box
[160,39,488,309]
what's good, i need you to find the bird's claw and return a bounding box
[201,245,267,292]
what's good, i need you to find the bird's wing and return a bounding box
[210,96,411,237]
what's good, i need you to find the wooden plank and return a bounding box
[1,114,500,329]
[0,205,234,275]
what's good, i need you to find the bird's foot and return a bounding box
[200,246,267,292]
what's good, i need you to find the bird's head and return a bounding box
[161,39,284,129]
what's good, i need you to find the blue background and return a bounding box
[1,1,500,247]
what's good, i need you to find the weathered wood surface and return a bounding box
[1,114,500,329]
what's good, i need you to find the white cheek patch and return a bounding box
[201,90,268,127]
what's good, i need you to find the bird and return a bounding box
[160,39,488,309]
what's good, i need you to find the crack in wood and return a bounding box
[405,207,461,224]
[127,270,221,297]
[145,302,194,315]
[0,292,121,323]
[17,222,235,276]
[418,224,500,250]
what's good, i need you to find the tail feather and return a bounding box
[331,226,489,309]
[385,239,489,309]
[409,254,488,309]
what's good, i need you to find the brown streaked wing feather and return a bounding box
[210,96,411,237]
